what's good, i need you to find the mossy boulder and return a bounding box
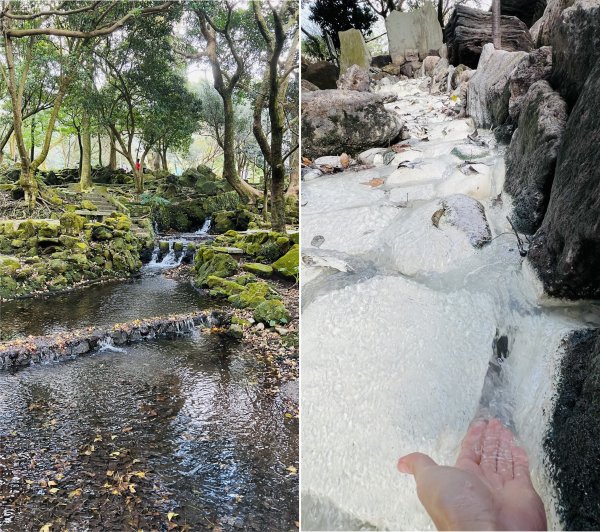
[194,246,238,287]
[0,275,18,298]
[49,259,69,273]
[0,256,20,276]
[60,212,86,236]
[80,199,98,211]
[272,244,299,280]
[228,281,270,309]
[253,299,290,325]
[243,262,273,277]
[91,224,114,241]
[206,276,246,298]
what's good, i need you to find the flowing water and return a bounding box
[0,238,298,530]
[300,79,599,530]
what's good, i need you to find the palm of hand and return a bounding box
[398,419,547,531]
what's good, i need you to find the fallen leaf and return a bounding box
[68,488,82,498]
[49,488,59,494]
[106,470,114,477]
[340,153,350,168]
[286,465,298,475]
[39,524,52,532]
[167,512,179,522]
[362,178,385,187]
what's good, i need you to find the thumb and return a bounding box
[398,452,438,477]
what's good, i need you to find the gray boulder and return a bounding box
[302,60,339,90]
[548,0,600,107]
[301,90,403,159]
[438,194,492,248]
[504,81,567,234]
[444,6,533,69]
[508,46,552,122]
[528,59,600,299]
[301,79,319,92]
[467,44,528,128]
[336,65,371,92]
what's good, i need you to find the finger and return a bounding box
[480,418,502,475]
[397,452,438,477]
[511,443,533,484]
[456,419,486,468]
[496,424,514,482]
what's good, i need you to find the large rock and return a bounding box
[338,29,371,75]
[548,0,600,107]
[528,59,600,299]
[438,194,492,248]
[504,81,567,234]
[508,46,552,122]
[501,0,547,27]
[301,90,403,159]
[467,43,528,128]
[336,64,371,91]
[386,4,443,66]
[302,60,339,90]
[445,6,533,69]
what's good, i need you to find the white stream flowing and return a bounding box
[300,79,600,530]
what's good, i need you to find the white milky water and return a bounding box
[300,79,600,530]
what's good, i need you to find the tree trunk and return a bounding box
[492,0,501,49]
[109,133,117,170]
[286,149,299,197]
[29,118,35,162]
[152,150,160,171]
[438,0,444,30]
[77,130,83,175]
[161,146,168,171]
[97,133,103,166]
[80,111,93,190]
[222,94,260,202]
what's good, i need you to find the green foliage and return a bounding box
[309,0,377,49]
[140,193,170,207]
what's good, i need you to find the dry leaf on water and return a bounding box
[362,178,385,187]
[340,153,350,168]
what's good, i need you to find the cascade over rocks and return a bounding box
[501,0,547,27]
[444,6,533,69]
[504,80,567,234]
[467,44,528,129]
[301,90,403,159]
[528,59,600,299]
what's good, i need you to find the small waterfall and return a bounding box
[195,217,212,235]
[98,337,126,353]
[144,240,186,270]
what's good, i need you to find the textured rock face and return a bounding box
[534,0,574,47]
[508,46,552,122]
[548,0,600,107]
[302,61,339,90]
[501,0,547,27]
[528,60,600,299]
[386,4,443,66]
[423,55,441,76]
[467,44,528,128]
[504,81,567,234]
[371,54,392,68]
[336,65,371,92]
[546,328,600,531]
[301,90,403,159]
[338,29,371,75]
[438,194,492,248]
[444,6,533,69]
[301,79,319,92]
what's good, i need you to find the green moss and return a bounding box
[235,273,257,285]
[228,281,270,309]
[49,259,69,273]
[243,262,273,277]
[80,199,98,211]
[0,256,20,276]
[60,212,86,236]
[272,244,299,280]
[253,299,290,325]
[206,276,246,298]
[194,246,238,287]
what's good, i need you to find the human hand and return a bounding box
[398,418,547,531]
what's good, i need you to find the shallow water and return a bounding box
[0,267,298,530]
[301,79,599,530]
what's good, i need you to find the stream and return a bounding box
[0,233,298,531]
[300,79,600,530]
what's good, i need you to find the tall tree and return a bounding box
[492,0,501,48]
[0,1,174,207]
[185,1,262,202]
[252,0,299,233]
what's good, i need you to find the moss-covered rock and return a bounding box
[60,212,86,236]
[253,299,290,325]
[80,199,98,211]
[194,246,238,287]
[91,224,114,241]
[206,276,246,298]
[243,262,273,277]
[0,256,20,276]
[272,244,299,280]
[228,281,270,309]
